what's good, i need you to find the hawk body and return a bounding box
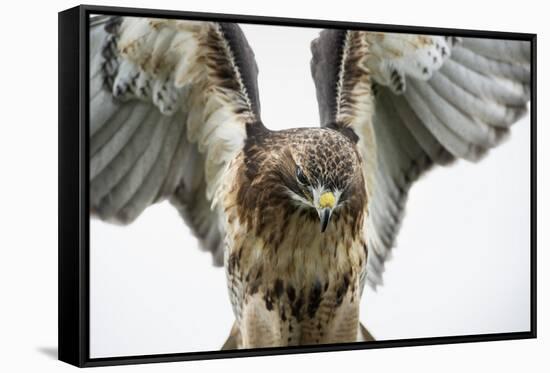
[89,16,530,349]
[221,128,368,347]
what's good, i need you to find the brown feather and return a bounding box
[220,127,369,348]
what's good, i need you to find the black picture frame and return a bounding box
[58,4,537,368]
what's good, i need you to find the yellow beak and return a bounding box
[319,192,336,209]
[318,192,336,233]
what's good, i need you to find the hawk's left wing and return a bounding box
[89,16,263,265]
[310,30,531,288]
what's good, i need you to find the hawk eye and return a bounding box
[296,166,309,185]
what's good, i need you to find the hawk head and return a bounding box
[238,127,367,237]
[283,128,365,233]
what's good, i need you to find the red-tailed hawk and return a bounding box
[89,16,530,348]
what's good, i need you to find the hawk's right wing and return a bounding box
[90,16,262,265]
[310,30,531,288]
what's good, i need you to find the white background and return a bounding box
[90,23,530,357]
[0,0,547,372]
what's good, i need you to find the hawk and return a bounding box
[89,16,531,348]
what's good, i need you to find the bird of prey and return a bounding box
[89,16,531,349]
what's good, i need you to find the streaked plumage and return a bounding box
[89,16,531,349]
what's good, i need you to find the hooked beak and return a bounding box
[318,191,336,233]
[319,208,332,233]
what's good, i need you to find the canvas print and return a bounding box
[88,14,531,357]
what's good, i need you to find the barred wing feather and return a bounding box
[89,16,262,265]
[310,30,530,288]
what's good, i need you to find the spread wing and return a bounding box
[89,16,262,265]
[310,30,531,288]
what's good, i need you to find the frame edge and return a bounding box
[58,5,85,368]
